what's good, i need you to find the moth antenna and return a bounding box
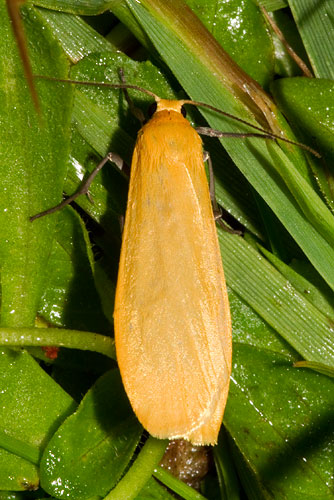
[183,99,321,158]
[34,75,160,101]
[34,76,320,158]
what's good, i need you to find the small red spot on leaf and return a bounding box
[42,346,60,360]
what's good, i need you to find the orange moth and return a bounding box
[31,82,233,445]
[113,96,232,446]
[32,78,317,445]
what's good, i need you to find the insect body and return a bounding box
[30,77,318,445]
[114,99,232,445]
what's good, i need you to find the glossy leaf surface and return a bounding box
[40,370,142,499]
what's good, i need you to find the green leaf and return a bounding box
[267,142,334,248]
[213,430,241,500]
[270,9,310,78]
[0,492,49,500]
[0,430,39,466]
[103,437,167,500]
[186,0,274,89]
[134,477,175,499]
[37,8,115,62]
[288,0,334,79]
[293,361,334,378]
[259,246,334,321]
[219,229,334,367]
[38,207,111,333]
[0,448,39,493]
[258,0,287,11]
[0,348,75,490]
[228,288,296,357]
[0,2,72,327]
[224,343,334,498]
[0,3,75,493]
[40,370,142,499]
[32,0,113,15]
[271,77,334,210]
[153,468,207,500]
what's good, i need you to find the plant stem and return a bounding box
[153,466,208,500]
[0,430,40,465]
[104,437,168,500]
[0,327,116,359]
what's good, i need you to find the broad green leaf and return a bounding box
[0,448,39,493]
[0,2,74,492]
[38,207,111,333]
[40,370,142,499]
[0,348,75,490]
[224,344,334,499]
[0,1,72,327]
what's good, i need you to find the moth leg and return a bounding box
[203,150,220,219]
[118,214,125,235]
[197,127,274,140]
[30,152,124,221]
[119,68,145,126]
[203,151,241,235]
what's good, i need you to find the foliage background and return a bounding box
[0,0,333,498]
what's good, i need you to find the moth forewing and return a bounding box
[114,100,232,445]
